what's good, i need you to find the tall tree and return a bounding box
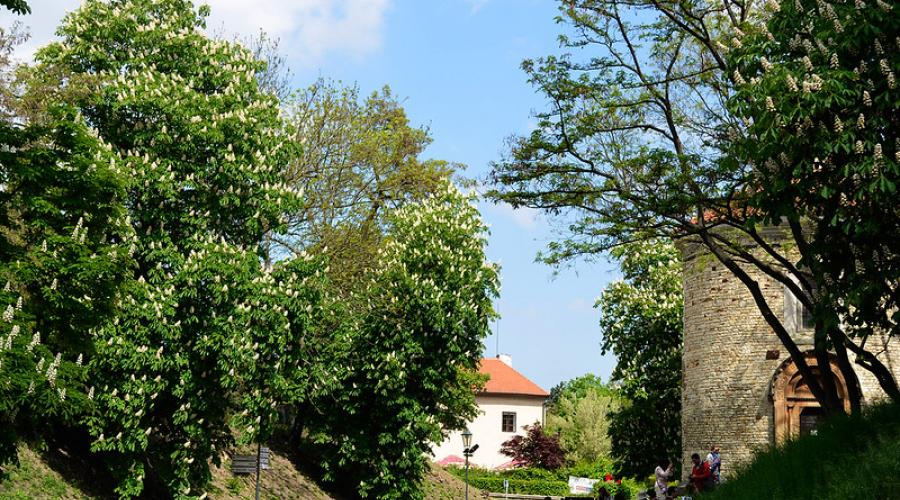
[0,107,132,469]
[306,184,499,499]
[488,0,898,413]
[597,239,682,477]
[0,20,131,471]
[34,0,318,496]
[274,80,457,293]
[727,0,900,401]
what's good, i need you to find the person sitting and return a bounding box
[689,452,713,493]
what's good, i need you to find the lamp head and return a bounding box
[461,428,473,449]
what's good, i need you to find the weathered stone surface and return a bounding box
[679,239,900,480]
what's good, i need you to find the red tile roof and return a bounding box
[436,455,466,466]
[478,358,549,398]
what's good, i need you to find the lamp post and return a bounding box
[462,428,478,500]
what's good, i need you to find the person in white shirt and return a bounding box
[654,458,675,498]
[706,445,721,485]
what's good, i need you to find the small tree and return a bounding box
[546,375,620,464]
[597,239,682,476]
[500,423,566,470]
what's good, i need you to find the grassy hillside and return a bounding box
[705,401,900,500]
[0,447,89,500]
[0,446,480,499]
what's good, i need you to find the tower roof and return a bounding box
[478,358,549,397]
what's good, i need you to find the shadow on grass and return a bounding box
[36,431,116,500]
[266,433,351,500]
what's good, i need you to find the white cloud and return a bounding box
[486,202,539,231]
[1,0,390,66]
[567,297,593,312]
[206,0,390,65]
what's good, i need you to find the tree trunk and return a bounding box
[827,323,862,414]
[812,324,843,414]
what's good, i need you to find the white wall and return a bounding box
[431,394,546,469]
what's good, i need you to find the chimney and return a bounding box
[498,353,512,367]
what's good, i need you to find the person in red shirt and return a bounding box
[689,452,713,492]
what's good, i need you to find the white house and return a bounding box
[432,355,549,469]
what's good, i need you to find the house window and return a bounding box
[784,283,814,333]
[501,412,516,433]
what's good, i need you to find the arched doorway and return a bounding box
[771,353,852,444]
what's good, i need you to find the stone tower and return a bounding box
[679,232,900,478]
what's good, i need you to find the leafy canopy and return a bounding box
[34,0,318,496]
[597,239,683,477]
[306,184,499,500]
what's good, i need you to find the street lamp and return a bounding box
[461,428,478,500]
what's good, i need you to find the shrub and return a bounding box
[447,462,642,498]
[500,423,566,470]
[705,402,900,500]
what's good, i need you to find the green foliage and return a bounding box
[0,1,29,15]
[728,0,900,353]
[488,1,740,266]
[704,402,900,500]
[0,3,500,500]
[546,375,621,464]
[486,0,900,414]
[306,184,499,499]
[32,0,319,496]
[0,106,132,468]
[277,80,457,294]
[547,373,612,407]
[466,476,571,496]
[448,462,642,498]
[597,239,682,477]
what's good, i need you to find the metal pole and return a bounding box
[255,442,261,500]
[464,450,469,500]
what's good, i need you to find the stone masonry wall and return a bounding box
[681,248,786,479]
[680,238,900,480]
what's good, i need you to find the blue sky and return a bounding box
[3,0,620,391]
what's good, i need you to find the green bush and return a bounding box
[447,462,642,498]
[466,477,571,496]
[705,402,900,500]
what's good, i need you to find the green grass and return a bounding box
[705,401,900,500]
[1,443,478,499]
[0,447,94,500]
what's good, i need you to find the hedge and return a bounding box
[465,477,571,496]
[449,465,641,498]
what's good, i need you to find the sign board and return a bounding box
[568,476,599,494]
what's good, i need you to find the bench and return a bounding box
[231,447,270,475]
